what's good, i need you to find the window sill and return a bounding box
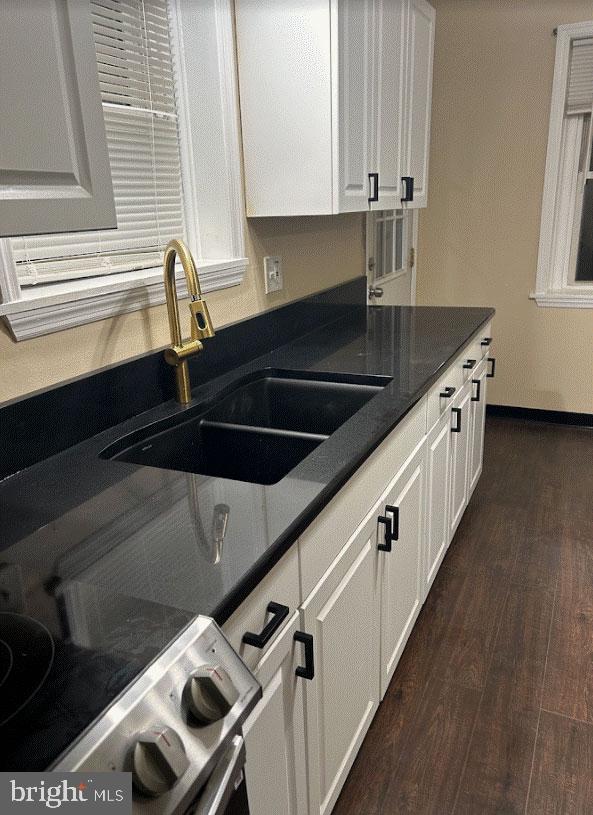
[0,258,248,340]
[530,288,593,308]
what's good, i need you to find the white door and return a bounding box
[336,0,375,212]
[401,0,435,209]
[424,409,451,596]
[367,209,416,304]
[371,0,406,210]
[0,0,116,237]
[468,359,488,497]
[449,380,472,540]
[243,612,308,815]
[300,511,380,815]
[378,443,425,697]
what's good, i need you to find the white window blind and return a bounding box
[567,38,593,115]
[11,0,185,286]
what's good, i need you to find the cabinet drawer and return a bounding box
[299,397,427,600]
[222,544,300,673]
[426,362,463,432]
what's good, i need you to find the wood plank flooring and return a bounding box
[332,416,593,815]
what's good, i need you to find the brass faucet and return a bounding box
[163,239,215,404]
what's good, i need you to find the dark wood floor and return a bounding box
[333,415,593,815]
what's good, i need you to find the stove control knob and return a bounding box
[132,726,189,797]
[185,664,240,724]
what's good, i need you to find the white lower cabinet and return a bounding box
[239,328,493,815]
[299,511,381,815]
[468,358,488,497]
[448,379,472,540]
[424,407,451,596]
[377,442,426,697]
[243,611,308,815]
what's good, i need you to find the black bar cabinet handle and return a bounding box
[385,504,399,542]
[377,515,392,552]
[401,176,414,202]
[242,602,289,648]
[294,632,315,681]
[451,407,462,433]
[368,172,379,203]
[481,337,492,347]
[463,359,476,369]
[487,357,496,378]
[471,378,481,402]
[440,386,456,399]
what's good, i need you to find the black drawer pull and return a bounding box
[378,505,399,551]
[242,602,289,648]
[451,407,462,433]
[294,631,314,680]
[487,357,496,378]
[481,337,492,347]
[368,172,379,203]
[385,504,399,542]
[471,378,481,402]
[401,176,414,202]
[440,386,456,399]
[377,515,393,552]
[463,359,476,369]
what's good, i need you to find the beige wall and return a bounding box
[0,214,364,403]
[417,0,593,412]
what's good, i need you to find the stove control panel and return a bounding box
[54,616,261,814]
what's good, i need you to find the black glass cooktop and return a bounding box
[0,593,193,771]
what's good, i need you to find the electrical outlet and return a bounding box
[264,256,283,294]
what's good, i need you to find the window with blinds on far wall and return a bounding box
[567,38,593,282]
[10,0,185,287]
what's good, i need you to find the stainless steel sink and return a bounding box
[101,369,391,484]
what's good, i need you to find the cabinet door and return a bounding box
[336,0,375,212]
[401,0,435,210]
[243,612,308,815]
[425,410,451,596]
[0,0,116,237]
[468,360,488,498]
[300,512,380,815]
[378,443,425,697]
[371,0,406,210]
[449,381,472,540]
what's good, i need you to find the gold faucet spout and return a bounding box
[163,239,215,404]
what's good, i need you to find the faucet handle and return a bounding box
[164,340,203,367]
[189,299,215,341]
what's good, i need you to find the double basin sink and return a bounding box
[102,369,391,485]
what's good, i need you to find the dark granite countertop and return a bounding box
[1,295,493,628]
[0,279,493,769]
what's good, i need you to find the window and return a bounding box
[0,0,247,340]
[534,22,593,307]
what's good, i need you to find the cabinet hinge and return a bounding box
[409,247,416,269]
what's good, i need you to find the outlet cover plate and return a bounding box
[264,256,283,294]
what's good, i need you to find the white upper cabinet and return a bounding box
[0,0,116,238]
[336,0,375,213]
[401,0,435,209]
[235,0,435,216]
[371,0,407,211]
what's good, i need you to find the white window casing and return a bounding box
[0,0,247,340]
[533,21,593,308]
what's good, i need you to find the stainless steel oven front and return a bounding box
[54,616,261,815]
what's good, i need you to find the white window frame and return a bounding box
[533,20,593,308]
[0,0,248,340]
